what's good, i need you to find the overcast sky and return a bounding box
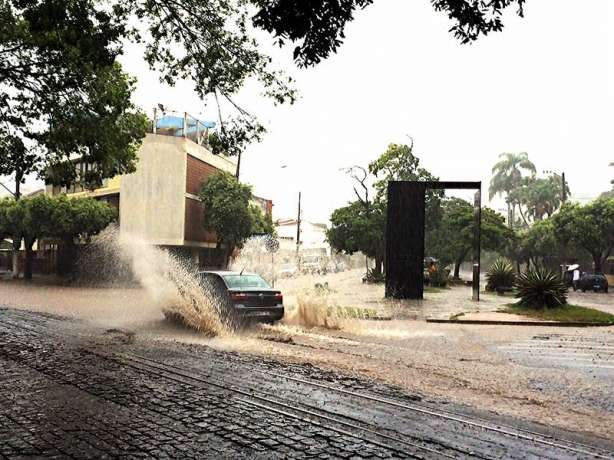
[12,1,613,224]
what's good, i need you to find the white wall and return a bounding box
[120,134,187,245]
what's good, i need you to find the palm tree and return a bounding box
[489,152,536,228]
[512,174,570,224]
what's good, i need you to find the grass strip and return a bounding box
[499,304,614,324]
[326,306,382,319]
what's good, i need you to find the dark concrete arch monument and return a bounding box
[385,181,482,300]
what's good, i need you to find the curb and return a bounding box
[426,319,614,327]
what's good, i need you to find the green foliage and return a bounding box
[485,258,516,291]
[427,198,512,277]
[428,268,449,288]
[507,219,580,270]
[368,140,443,230]
[123,0,297,156]
[0,197,13,238]
[328,140,440,276]
[551,198,614,272]
[508,174,569,224]
[327,200,385,259]
[199,171,254,248]
[41,63,150,188]
[249,204,275,236]
[515,268,568,309]
[2,194,117,241]
[1,0,299,190]
[501,304,614,324]
[0,1,148,189]
[252,0,525,67]
[489,152,536,228]
[362,268,385,284]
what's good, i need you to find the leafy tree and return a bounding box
[1,0,297,189]
[327,140,440,275]
[489,152,536,228]
[249,204,275,235]
[551,198,614,272]
[509,174,570,225]
[1,2,149,189]
[199,171,255,267]
[326,199,386,274]
[368,140,443,230]
[252,0,526,67]
[515,219,563,270]
[2,195,117,279]
[427,197,512,278]
[0,197,12,239]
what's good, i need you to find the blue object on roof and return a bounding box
[153,115,216,136]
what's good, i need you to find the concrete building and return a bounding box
[46,115,240,268]
[275,218,330,257]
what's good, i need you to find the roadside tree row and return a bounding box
[327,143,614,277]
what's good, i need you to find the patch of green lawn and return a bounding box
[326,306,383,319]
[424,286,446,293]
[499,304,614,324]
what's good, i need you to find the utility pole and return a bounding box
[295,192,301,255]
[561,172,567,202]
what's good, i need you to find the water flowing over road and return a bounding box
[2,307,613,459]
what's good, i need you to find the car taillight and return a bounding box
[231,293,246,301]
[275,293,283,302]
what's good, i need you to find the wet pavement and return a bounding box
[2,307,614,459]
[1,271,614,458]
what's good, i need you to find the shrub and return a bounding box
[363,268,385,284]
[486,258,516,292]
[515,268,568,309]
[429,268,449,288]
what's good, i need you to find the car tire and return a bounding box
[581,288,586,292]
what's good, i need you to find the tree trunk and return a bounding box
[12,246,19,279]
[453,261,460,279]
[453,248,471,278]
[374,253,384,276]
[12,179,21,279]
[593,252,603,273]
[23,235,35,280]
[57,239,78,278]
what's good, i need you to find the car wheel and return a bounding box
[581,288,586,292]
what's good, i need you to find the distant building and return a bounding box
[274,218,330,257]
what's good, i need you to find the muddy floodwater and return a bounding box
[1,267,613,442]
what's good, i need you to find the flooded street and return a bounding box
[1,267,613,444]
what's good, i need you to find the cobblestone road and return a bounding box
[2,307,614,459]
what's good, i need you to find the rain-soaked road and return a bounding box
[2,307,614,459]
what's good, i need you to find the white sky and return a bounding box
[10,1,614,224]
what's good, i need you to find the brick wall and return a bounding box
[186,155,217,196]
[184,197,217,244]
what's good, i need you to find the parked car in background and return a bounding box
[578,273,609,293]
[198,270,284,323]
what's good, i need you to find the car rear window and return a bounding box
[223,275,271,289]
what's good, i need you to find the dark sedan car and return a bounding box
[578,273,609,293]
[198,270,284,323]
